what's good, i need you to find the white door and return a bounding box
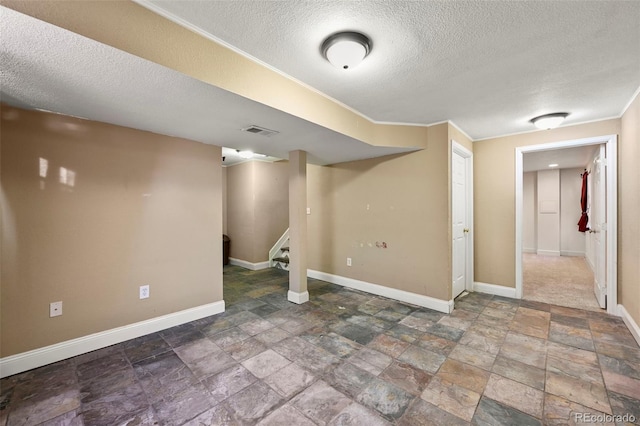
[592,145,607,308]
[452,146,471,298]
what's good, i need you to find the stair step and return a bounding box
[281,247,289,251]
[273,257,290,264]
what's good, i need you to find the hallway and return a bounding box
[523,253,602,312]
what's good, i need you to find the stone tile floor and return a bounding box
[2,265,639,425]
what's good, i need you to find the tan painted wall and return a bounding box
[254,161,289,261]
[620,94,640,326]
[222,166,227,235]
[473,119,621,288]
[226,162,256,262]
[307,123,451,301]
[226,161,288,263]
[0,105,223,357]
[449,124,473,153]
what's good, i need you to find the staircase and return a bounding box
[269,228,290,271]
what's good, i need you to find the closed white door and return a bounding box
[592,145,607,308]
[452,149,470,298]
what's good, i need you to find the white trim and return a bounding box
[515,134,618,314]
[473,116,623,143]
[132,0,372,125]
[451,141,474,299]
[449,121,475,142]
[308,269,454,314]
[560,251,585,257]
[126,1,479,141]
[473,282,518,299]
[287,291,309,305]
[0,301,225,378]
[523,248,536,253]
[586,254,596,273]
[229,257,270,271]
[620,84,640,117]
[536,250,560,256]
[618,305,640,347]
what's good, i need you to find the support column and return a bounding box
[288,150,309,304]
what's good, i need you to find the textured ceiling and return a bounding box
[144,0,640,140]
[0,7,415,166]
[523,145,599,172]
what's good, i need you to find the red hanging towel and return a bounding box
[578,170,589,232]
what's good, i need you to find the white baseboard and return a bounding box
[617,304,640,347]
[287,291,309,305]
[586,255,596,273]
[0,301,225,379]
[473,281,518,299]
[560,251,585,257]
[229,257,270,271]
[307,269,453,314]
[537,250,560,256]
[523,248,536,254]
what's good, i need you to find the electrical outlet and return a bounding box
[347,257,352,267]
[50,301,62,317]
[140,285,150,299]
[306,207,311,215]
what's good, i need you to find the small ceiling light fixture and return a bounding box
[237,150,254,159]
[548,163,559,168]
[321,31,371,70]
[530,113,569,130]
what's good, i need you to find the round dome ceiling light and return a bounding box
[530,113,569,130]
[321,32,371,70]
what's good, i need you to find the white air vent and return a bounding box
[241,125,279,137]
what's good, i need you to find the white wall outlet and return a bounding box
[139,285,150,299]
[347,257,352,267]
[306,207,311,215]
[50,301,62,317]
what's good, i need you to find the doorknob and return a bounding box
[463,228,469,233]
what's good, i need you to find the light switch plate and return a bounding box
[50,301,62,317]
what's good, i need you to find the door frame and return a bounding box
[515,134,618,314]
[452,140,474,298]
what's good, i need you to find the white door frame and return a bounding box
[515,134,618,314]
[452,140,474,297]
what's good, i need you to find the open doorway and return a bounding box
[515,135,618,315]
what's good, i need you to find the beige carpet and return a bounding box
[522,253,603,312]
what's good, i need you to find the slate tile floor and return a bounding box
[2,266,640,425]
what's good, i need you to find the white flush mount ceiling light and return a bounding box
[530,113,569,130]
[548,163,559,168]
[321,32,371,70]
[235,150,267,160]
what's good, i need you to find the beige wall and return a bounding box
[254,161,289,261]
[620,94,640,326]
[474,119,620,288]
[226,161,288,263]
[226,162,255,262]
[449,124,473,153]
[308,123,452,301]
[222,166,227,235]
[0,105,223,357]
